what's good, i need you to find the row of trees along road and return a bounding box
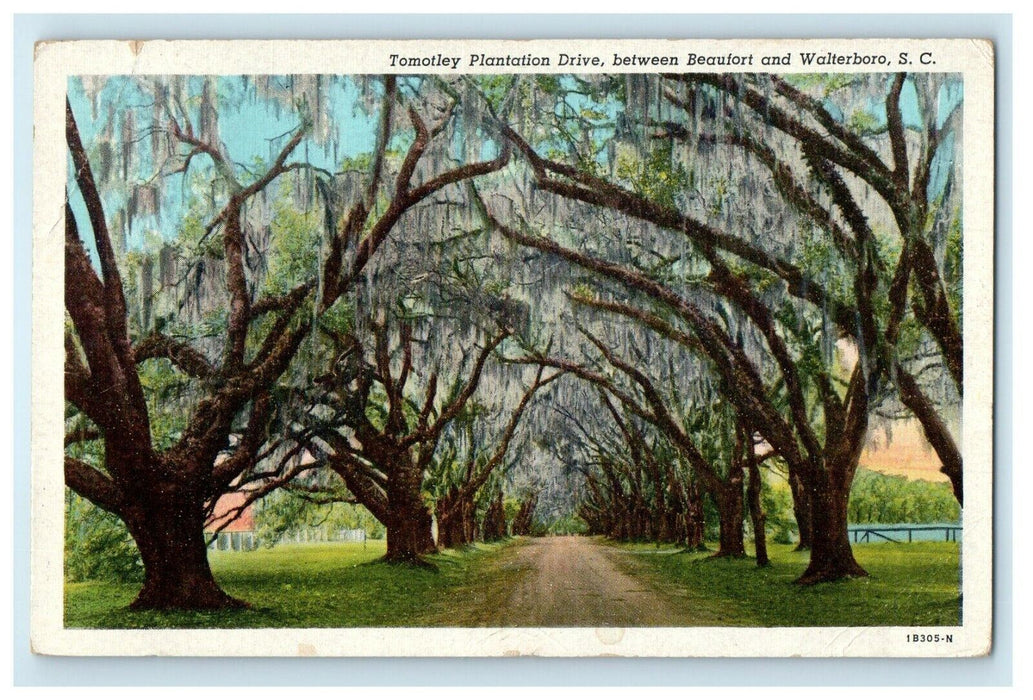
[63,72,963,609]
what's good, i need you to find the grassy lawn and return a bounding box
[611,540,961,627]
[65,537,961,629]
[64,539,525,629]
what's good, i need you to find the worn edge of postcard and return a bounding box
[31,38,995,658]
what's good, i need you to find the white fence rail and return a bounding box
[207,527,371,551]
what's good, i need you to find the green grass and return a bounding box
[64,539,522,629]
[64,537,961,629]
[610,540,961,627]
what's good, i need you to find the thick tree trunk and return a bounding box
[512,494,537,536]
[578,504,603,535]
[789,470,813,550]
[384,459,436,562]
[461,500,477,543]
[435,507,463,549]
[436,489,476,549]
[796,476,867,584]
[386,504,436,561]
[482,492,507,541]
[124,485,243,610]
[713,484,746,558]
[662,471,687,544]
[435,490,459,549]
[684,483,707,550]
[655,508,671,542]
[747,462,769,567]
[634,503,651,540]
[615,518,627,540]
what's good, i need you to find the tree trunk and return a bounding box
[796,475,867,584]
[789,470,813,550]
[616,505,631,540]
[634,503,650,540]
[436,488,476,549]
[435,490,459,549]
[435,505,463,549]
[684,482,707,550]
[656,508,671,542]
[124,484,243,610]
[482,492,507,541]
[713,484,746,558]
[461,499,476,543]
[384,458,436,562]
[512,494,537,536]
[747,462,769,567]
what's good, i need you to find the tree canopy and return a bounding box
[64,71,964,607]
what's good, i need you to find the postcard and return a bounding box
[32,38,993,657]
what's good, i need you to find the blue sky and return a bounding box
[67,74,382,256]
[66,73,962,260]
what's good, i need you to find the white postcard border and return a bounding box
[32,38,995,658]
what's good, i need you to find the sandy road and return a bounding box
[463,536,698,627]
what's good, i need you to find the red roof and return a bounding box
[206,492,255,533]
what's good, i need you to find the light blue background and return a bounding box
[13,13,1013,687]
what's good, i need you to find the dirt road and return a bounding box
[450,536,706,627]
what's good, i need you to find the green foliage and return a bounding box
[319,300,356,338]
[761,478,798,544]
[847,109,882,135]
[64,491,143,584]
[615,143,690,210]
[362,385,391,432]
[797,227,853,308]
[503,497,521,524]
[534,75,561,95]
[541,513,589,535]
[702,492,720,540]
[685,397,741,481]
[474,75,516,111]
[942,211,963,331]
[264,183,322,295]
[340,151,373,174]
[848,468,960,524]
[254,489,386,545]
[783,74,861,98]
[136,358,192,450]
[177,201,224,258]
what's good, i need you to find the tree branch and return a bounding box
[208,393,274,492]
[886,73,910,187]
[133,332,216,379]
[458,366,563,502]
[66,99,131,338]
[413,329,510,445]
[895,362,962,503]
[478,198,808,473]
[65,457,123,515]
